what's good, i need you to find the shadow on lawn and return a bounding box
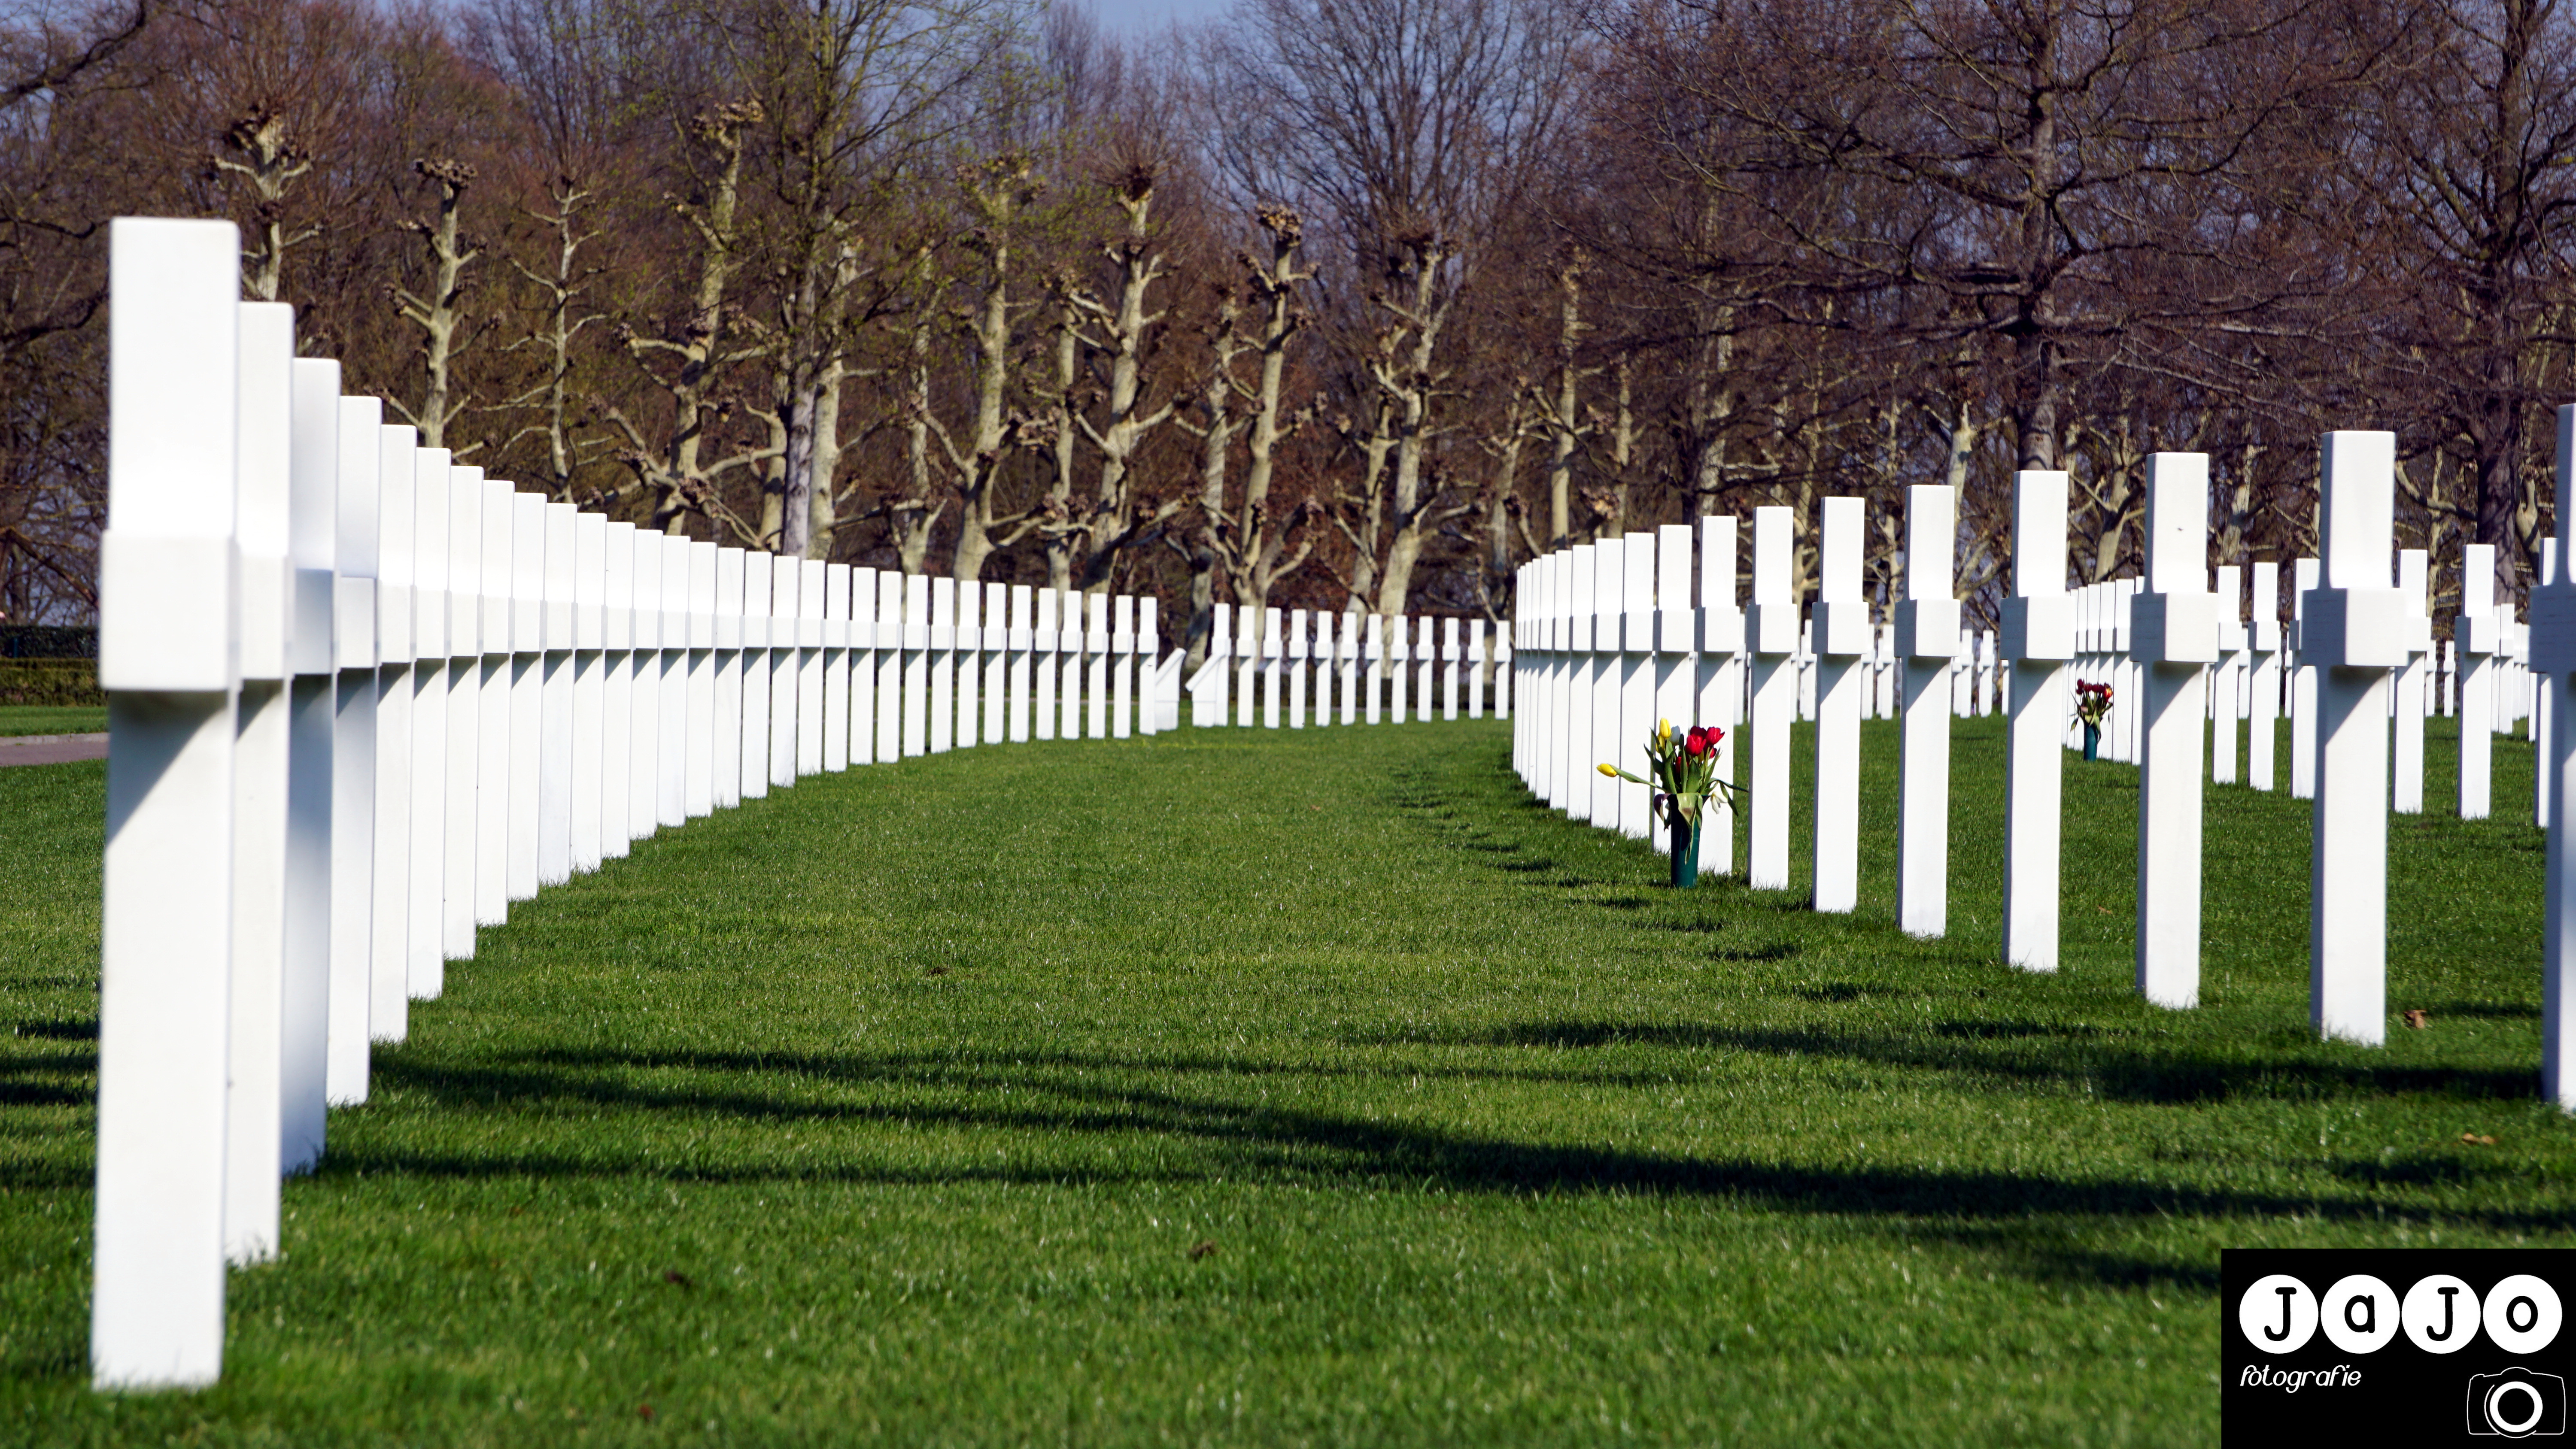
[342,1042,2576,1250]
[1440,1018,2533,1106]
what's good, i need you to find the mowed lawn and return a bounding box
[0,706,102,737]
[0,709,2567,1446]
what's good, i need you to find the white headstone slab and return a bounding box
[94,218,240,1390]
[1746,509,1796,888]
[2248,559,2282,792]
[323,406,382,1109]
[1812,496,1867,912]
[1896,485,1958,939]
[408,454,455,987]
[2134,453,2212,1010]
[223,303,292,1274]
[2308,433,2399,1046]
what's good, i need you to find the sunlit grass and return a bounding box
[0,711,2561,1446]
[0,706,104,737]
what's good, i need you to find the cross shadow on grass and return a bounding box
[340,1043,2576,1252]
[1441,1018,2534,1106]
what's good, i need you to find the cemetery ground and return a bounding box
[0,713,2566,1447]
[0,707,101,738]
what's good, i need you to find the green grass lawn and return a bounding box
[0,712,2566,1446]
[0,706,104,737]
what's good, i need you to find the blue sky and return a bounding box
[1078,0,1239,36]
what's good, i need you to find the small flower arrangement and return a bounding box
[1598,719,1744,828]
[2073,680,2114,726]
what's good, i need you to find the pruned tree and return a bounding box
[1211,0,1572,618]
[1179,201,1317,670]
[600,99,773,535]
[214,103,320,302]
[499,176,608,500]
[391,157,479,450]
[925,155,1042,581]
[1056,161,1183,591]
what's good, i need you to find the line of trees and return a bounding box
[5,0,2574,661]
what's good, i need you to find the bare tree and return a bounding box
[600,99,772,536]
[2347,0,2576,597]
[392,158,478,450]
[1212,0,1572,617]
[500,176,608,500]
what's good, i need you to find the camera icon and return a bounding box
[2469,1367,2567,1437]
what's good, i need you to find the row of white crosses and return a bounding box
[2047,540,2540,825]
[88,220,1211,1389]
[1184,603,1512,725]
[1511,433,2576,1088]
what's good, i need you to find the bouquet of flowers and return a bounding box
[1598,719,1744,828]
[2073,680,2114,726]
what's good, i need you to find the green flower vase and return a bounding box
[1667,805,1700,888]
[2083,721,2101,761]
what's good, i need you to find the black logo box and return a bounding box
[2224,1249,2572,1444]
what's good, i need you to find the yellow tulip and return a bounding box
[1597,763,1618,776]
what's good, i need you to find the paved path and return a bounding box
[0,732,106,766]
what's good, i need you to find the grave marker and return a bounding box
[1234,598,1257,727]
[369,424,416,1058]
[504,491,545,897]
[1263,605,1284,728]
[798,560,828,774]
[1895,484,1960,939]
[1561,549,1592,806]
[1747,508,1797,890]
[1616,534,1655,841]
[930,577,957,753]
[743,552,774,798]
[1036,586,1064,739]
[597,519,631,858]
[535,503,575,888]
[1087,593,1112,738]
[408,453,455,991]
[2132,453,2217,1009]
[1340,609,1361,725]
[2529,405,2576,1106]
[285,363,341,1158]
[823,567,852,772]
[1186,600,1224,726]
[1288,609,1309,728]
[1589,538,1626,823]
[654,535,690,832]
[1111,594,1136,738]
[2394,549,2431,814]
[2211,565,2245,785]
[2249,561,2282,791]
[1443,615,1461,720]
[2291,555,2321,797]
[1695,517,1744,876]
[225,301,292,1266]
[1651,524,1695,855]
[1811,496,1870,913]
[875,570,903,764]
[2002,470,2073,972]
[2306,432,2405,1045]
[568,512,606,870]
[955,576,983,750]
[94,215,240,1388]
[1469,618,1488,719]
[1418,615,1437,722]
[713,549,746,806]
